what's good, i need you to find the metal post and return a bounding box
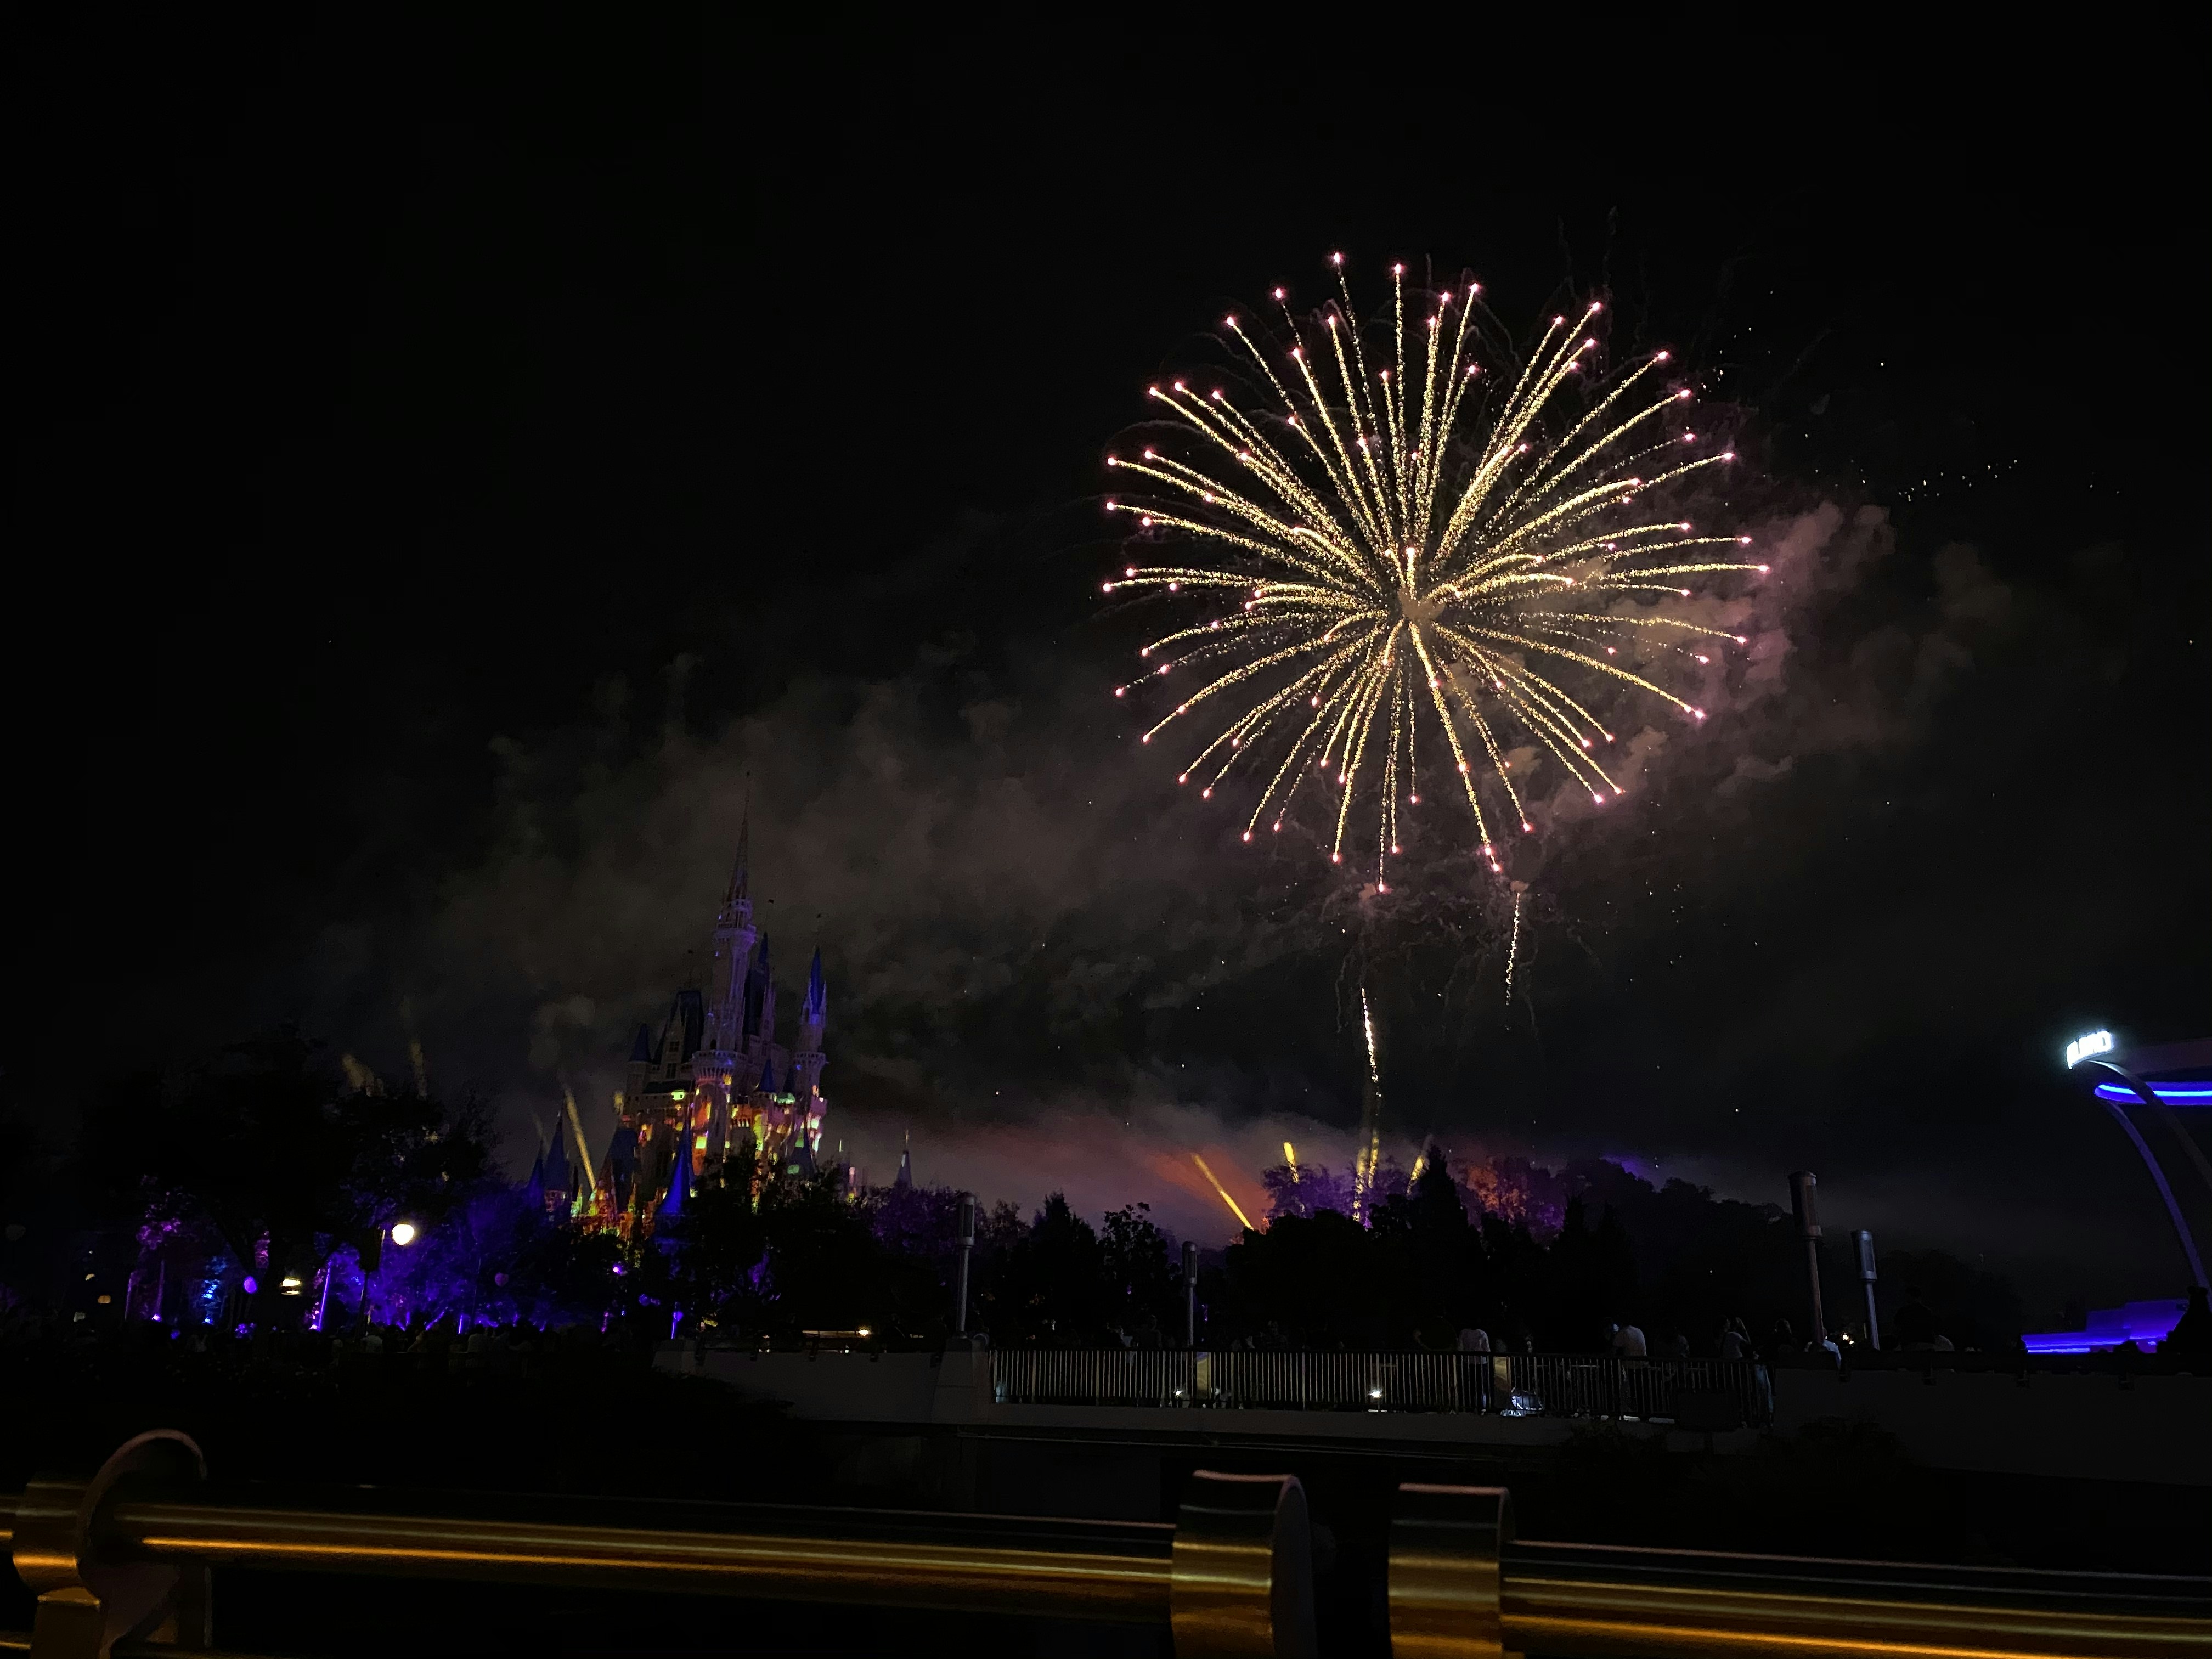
[1788,1171,1827,1347]
[356,1231,382,1336]
[1183,1242,1199,1348]
[1853,1229,1880,1351]
[953,1195,975,1336]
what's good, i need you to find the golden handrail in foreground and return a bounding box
[1391,1484,2212,1659]
[100,1496,1173,1620]
[7,1461,2211,1658]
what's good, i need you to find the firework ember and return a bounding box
[1104,256,1763,883]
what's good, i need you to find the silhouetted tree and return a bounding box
[985,1193,1108,1344]
[1098,1203,1180,1340]
[77,1032,494,1329]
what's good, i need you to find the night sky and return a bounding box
[13,20,2206,1316]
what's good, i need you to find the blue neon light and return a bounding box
[2022,1299,2186,1355]
[2092,1082,2212,1106]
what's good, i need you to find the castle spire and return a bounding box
[709,803,759,1053]
[543,1112,573,1204]
[726,800,751,905]
[659,1141,689,1223]
[802,946,827,1029]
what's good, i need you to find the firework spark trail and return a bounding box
[1104,257,1765,885]
[1351,987,1385,1224]
[1504,882,1526,1007]
[1192,1154,1255,1231]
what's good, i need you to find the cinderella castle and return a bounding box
[532,815,830,1233]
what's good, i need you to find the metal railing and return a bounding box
[988,1345,1201,1407]
[5,1436,2207,1658]
[991,1348,1770,1427]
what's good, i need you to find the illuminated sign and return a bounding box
[2064,1030,2114,1068]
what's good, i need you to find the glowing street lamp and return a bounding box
[388,1221,419,1248]
[2064,1029,2209,1289]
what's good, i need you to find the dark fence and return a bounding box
[989,1349,1770,1427]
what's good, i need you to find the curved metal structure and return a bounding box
[2070,1036,2212,1290]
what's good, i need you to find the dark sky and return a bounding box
[12,20,2207,1313]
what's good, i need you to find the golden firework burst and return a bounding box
[1103,255,1764,884]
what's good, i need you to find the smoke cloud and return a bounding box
[283,499,2195,1302]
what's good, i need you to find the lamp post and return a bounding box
[1787,1172,1827,1348]
[2066,1030,2209,1289]
[953,1194,975,1338]
[1852,1229,1880,1350]
[362,1221,420,1333]
[1182,1242,1199,1348]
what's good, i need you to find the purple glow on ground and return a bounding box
[2021,1298,2188,1355]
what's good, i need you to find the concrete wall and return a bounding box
[665,1347,955,1421]
[1772,1367,2211,1486]
[659,1346,2212,1488]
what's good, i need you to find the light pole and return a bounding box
[1182,1242,1199,1348]
[1787,1172,1827,1347]
[953,1194,975,1339]
[364,1221,420,1333]
[2066,1030,2209,1289]
[1852,1229,1880,1350]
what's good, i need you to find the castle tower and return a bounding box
[623,1024,653,1114]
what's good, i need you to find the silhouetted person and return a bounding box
[1611,1321,1647,1357]
[1765,1319,1795,1363]
[1718,1317,1750,1360]
[1893,1286,1938,1350]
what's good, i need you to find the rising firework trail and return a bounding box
[1103,255,1765,885]
[1504,880,1527,1007]
[1351,987,1385,1224]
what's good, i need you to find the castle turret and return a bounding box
[623,1024,653,1114]
[658,1147,687,1224]
[543,1117,573,1217]
[603,1122,639,1212]
[657,989,704,1082]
